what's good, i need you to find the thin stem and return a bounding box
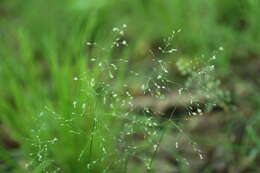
[146,109,176,173]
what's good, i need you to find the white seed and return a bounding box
[90,78,95,87]
[122,40,127,45]
[153,144,158,151]
[73,101,77,108]
[111,64,118,70]
[168,48,177,53]
[112,27,119,32]
[109,72,114,79]
[86,42,92,45]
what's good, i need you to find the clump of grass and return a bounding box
[0,25,229,173]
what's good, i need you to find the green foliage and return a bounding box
[0,0,259,172]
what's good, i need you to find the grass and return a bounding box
[1,0,260,172]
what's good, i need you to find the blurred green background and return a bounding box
[0,0,260,172]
